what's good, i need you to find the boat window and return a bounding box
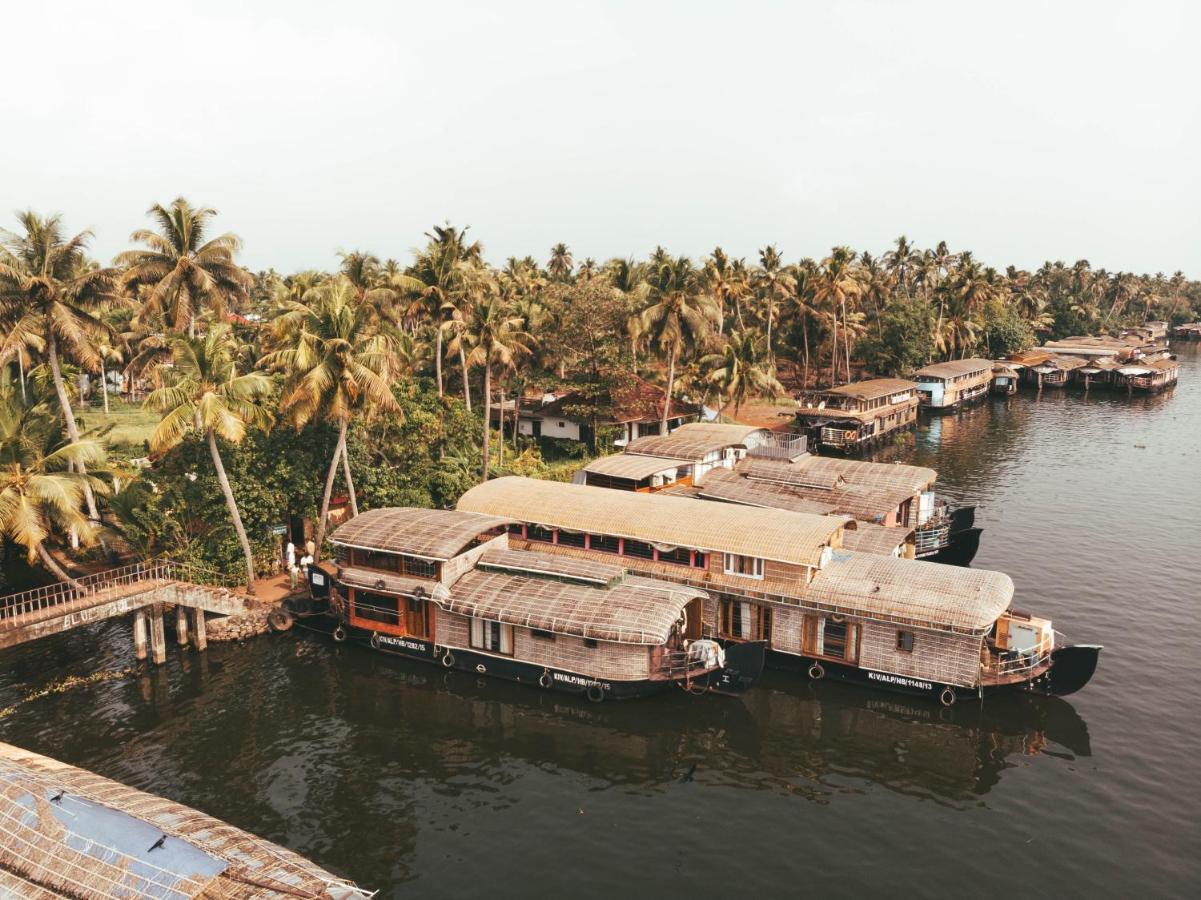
[470,618,513,655]
[657,547,693,566]
[584,638,599,649]
[557,530,586,548]
[401,556,437,579]
[622,539,655,560]
[531,628,556,641]
[719,599,770,641]
[896,630,915,653]
[590,534,621,554]
[724,554,764,579]
[352,590,400,627]
[506,523,526,538]
[693,551,709,569]
[528,525,555,543]
[823,619,848,657]
[353,549,400,572]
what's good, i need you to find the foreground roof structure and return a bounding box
[330,507,512,560]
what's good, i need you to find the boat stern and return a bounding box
[1046,644,1102,696]
[704,640,767,696]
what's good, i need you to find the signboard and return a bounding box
[271,524,288,536]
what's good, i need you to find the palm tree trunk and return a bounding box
[46,332,100,523]
[766,297,775,366]
[340,440,359,517]
[460,344,472,411]
[17,353,26,403]
[101,366,110,416]
[435,321,444,396]
[481,364,491,481]
[841,297,852,382]
[497,382,505,469]
[661,347,676,435]
[36,542,83,590]
[802,315,810,389]
[315,419,348,563]
[829,307,839,387]
[206,428,257,594]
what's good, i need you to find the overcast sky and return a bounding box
[4,1,1198,276]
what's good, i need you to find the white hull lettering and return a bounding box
[552,672,611,690]
[378,635,428,653]
[867,671,935,692]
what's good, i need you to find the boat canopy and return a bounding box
[330,508,512,560]
[583,453,684,480]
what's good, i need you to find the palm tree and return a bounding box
[813,247,863,384]
[632,256,719,434]
[752,245,795,365]
[0,388,106,584]
[447,292,532,480]
[0,211,121,523]
[547,243,574,282]
[407,224,481,397]
[117,197,252,337]
[700,330,785,418]
[260,276,400,555]
[145,326,271,591]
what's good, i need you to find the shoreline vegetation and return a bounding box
[2,199,1199,589]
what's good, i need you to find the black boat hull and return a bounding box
[917,526,983,566]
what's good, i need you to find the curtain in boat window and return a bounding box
[470,618,513,654]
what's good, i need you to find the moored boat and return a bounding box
[300,507,763,701]
[913,359,993,411]
[458,477,1100,705]
[795,378,918,453]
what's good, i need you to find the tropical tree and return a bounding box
[752,245,795,365]
[406,224,481,398]
[117,197,252,337]
[447,291,532,480]
[632,256,719,434]
[260,276,400,555]
[547,243,574,282]
[145,326,271,591]
[813,247,863,384]
[0,211,121,523]
[700,330,785,417]
[0,388,106,583]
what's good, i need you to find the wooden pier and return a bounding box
[0,741,370,897]
[0,560,249,663]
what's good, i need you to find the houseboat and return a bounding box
[1114,356,1179,393]
[913,359,993,410]
[458,478,1100,705]
[991,363,1019,396]
[301,507,764,701]
[795,379,919,453]
[1171,322,1201,341]
[694,455,982,565]
[577,423,807,491]
[1005,351,1085,388]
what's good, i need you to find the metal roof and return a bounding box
[741,456,936,494]
[914,358,994,379]
[458,476,848,567]
[812,378,917,401]
[329,507,512,560]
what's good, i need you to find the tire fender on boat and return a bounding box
[940,686,957,707]
[332,624,347,643]
[586,684,605,703]
[369,632,380,649]
[808,662,825,681]
[267,608,294,633]
[539,669,552,689]
[441,649,455,668]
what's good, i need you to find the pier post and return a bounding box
[192,608,207,652]
[149,604,167,666]
[175,605,189,647]
[133,611,148,662]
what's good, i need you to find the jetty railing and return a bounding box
[0,558,241,625]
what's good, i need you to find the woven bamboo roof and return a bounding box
[458,477,847,567]
[991,363,1019,376]
[741,456,935,493]
[1007,349,1054,367]
[696,469,838,516]
[583,453,684,480]
[669,422,768,443]
[812,378,916,401]
[340,566,449,599]
[1031,355,1086,372]
[914,358,993,379]
[330,507,512,560]
[443,565,705,644]
[703,466,910,521]
[0,742,369,899]
[478,548,625,585]
[805,551,1013,633]
[840,523,914,556]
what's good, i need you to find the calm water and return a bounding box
[3,348,1200,897]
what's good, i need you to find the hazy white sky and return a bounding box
[3,1,1198,275]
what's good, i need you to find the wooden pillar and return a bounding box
[175,605,190,647]
[149,604,167,666]
[192,607,207,652]
[133,610,148,662]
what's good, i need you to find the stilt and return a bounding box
[149,604,167,666]
[134,610,148,662]
[175,605,189,647]
[192,607,207,652]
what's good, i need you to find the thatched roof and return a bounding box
[914,358,993,379]
[805,551,1013,633]
[340,566,449,599]
[669,422,768,443]
[0,742,369,899]
[697,469,838,516]
[330,507,512,560]
[583,453,684,480]
[477,548,625,585]
[444,563,706,644]
[741,456,935,494]
[458,476,847,567]
[812,378,916,401]
[700,467,911,522]
[840,523,914,556]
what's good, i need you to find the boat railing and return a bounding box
[655,647,715,678]
[914,522,951,554]
[748,432,808,460]
[985,645,1053,678]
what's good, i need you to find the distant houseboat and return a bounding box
[1114,357,1179,393]
[304,508,764,701]
[694,455,982,565]
[459,478,1100,705]
[1005,351,1085,388]
[795,379,919,453]
[913,359,993,410]
[991,363,1019,395]
[1171,322,1201,341]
